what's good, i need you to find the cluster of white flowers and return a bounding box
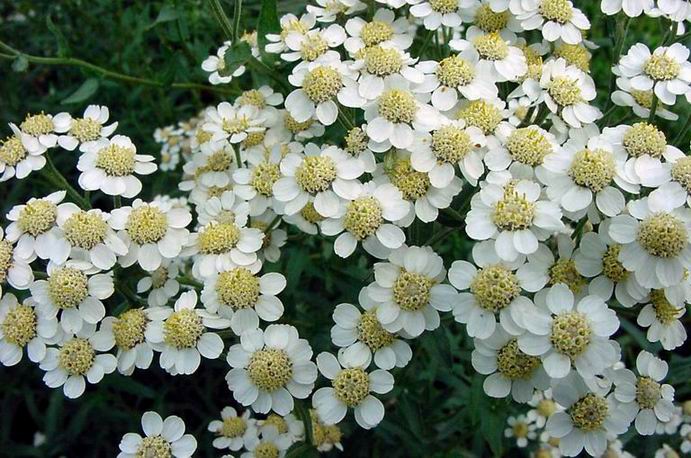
[3,0,691,456]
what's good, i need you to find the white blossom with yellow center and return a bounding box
[282,24,346,63]
[637,288,688,350]
[234,145,284,216]
[136,259,181,307]
[512,0,590,45]
[53,104,118,152]
[343,8,413,56]
[202,40,247,86]
[540,59,601,128]
[203,102,266,146]
[450,27,528,82]
[352,44,424,100]
[18,112,57,151]
[0,124,47,182]
[117,411,198,458]
[0,293,58,367]
[0,227,34,295]
[208,406,257,451]
[486,124,557,175]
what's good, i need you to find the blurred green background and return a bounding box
[1,1,690,457]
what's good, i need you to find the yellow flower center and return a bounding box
[303,66,344,103]
[539,0,573,24]
[623,122,666,158]
[255,442,279,458]
[96,144,136,177]
[18,199,57,236]
[431,125,473,164]
[206,184,233,199]
[251,161,281,197]
[48,267,89,309]
[63,211,108,250]
[263,414,289,434]
[568,148,615,193]
[242,131,266,148]
[475,4,509,32]
[550,311,591,358]
[636,376,662,409]
[59,338,95,376]
[357,311,395,351]
[644,54,681,81]
[219,417,247,438]
[198,222,241,254]
[363,46,403,76]
[295,156,337,194]
[554,44,590,72]
[378,89,418,124]
[513,421,530,438]
[473,32,509,61]
[222,116,250,135]
[126,206,168,245]
[20,113,54,136]
[150,266,169,289]
[670,157,691,196]
[569,393,609,432]
[602,245,628,282]
[136,436,172,458]
[344,196,383,240]
[284,114,314,134]
[0,136,27,166]
[247,348,293,391]
[393,270,433,312]
[238,89,267,109]
[69,118,102,143]
[333,367,370,407]
[361,20,394,47]
[457,100,502,135]
[2,304,37,347]
[437,55,475,88]
[506,128,552,166]
[344,127,368,156]
[549,259,586,293]
[649,289,683,325]
[497,339,541,379]
[389,159,430,200]
[281,19,309,40]
[631,89,654,109]
[216,268,260,310]
[311,410,343,448]
[163,309,204,349]
[470,265,521,312]
[430,0,459,14]
[537,399,557,417]
[113,308,149,350]
[548,77,582,106]
[300,34,328,62]
[637,212,688,258]
[0,240,13,285]
[301,202,326,224]
[492,187,535,231]
[196,128,213,145]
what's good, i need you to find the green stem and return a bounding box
[267,214,282,232]
[337,105,355,130]
[672,115,691,146]
[232,0,243,41]
[648,92,659,122]
[42,154,91,209]
[113,195,122,209]
[417,30,435,59]
[207,0,234,41]
[425,226,454,247]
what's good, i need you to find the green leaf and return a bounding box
[220,41,252,77]
[293,400,315,446]
[61,78,100,104]
[46,15,71,57]
[149,5,179,28]
[12,55,28,72]
[257,0,280,61]
[285,442,318,458]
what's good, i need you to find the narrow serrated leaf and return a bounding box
[61,79,100,104]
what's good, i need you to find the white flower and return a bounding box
[351,44,424,100]
[282,24,346,63]
[612,351,675,435]
[0,226,34,294]
[608,196,691,289]
[310,410,344,452]
[203,103,266,145]
[257,413,305,444]
[527,389,564,428]
[0,125,47,182]
[455,98,508,147]
[201,263,286,335]
[465,174,564,262]
[511,0,590,45]
[343,8,414,56]
[117,411,197,458]
[366,245,455,337]
[637,288,687,350]
[136,259,182,307]
[504,415,538,447]
[39,322,116,399]
[53,105,118,152]
[517,284,620,379]
[110,199,191,272]
[16,112,58,151]
[208,407,257,451]
[516,237,588,295]
[286,56,365,126]
[95,306,169,375]
[539,58,601,128]
[241,425,293,458]
[196,191,249,227]
[601,0,654,16]
[449,240,534,338]
[234,145,283,216]
[485,123,558,177]
[617,43,691,106]
[265,13,316,55]
[307,0,367,23]
[546,372,631,457]
[331,287,412,370]
[408,119,487,187]
[147,291,229,375]
[273,143,364,217]
[409,0,474,30]
[450,28,528,82]
[0,294,58,366]
[202,41,247,85]
[78,134,157,198]
[250,211,287,263]
[363,75,441,149]
[31,261,113,334]
[313,350,393,429]
[55,207,128,270]
[656,0,691,21]
[472,326,550,402]
[226,324,317,415]
[611,77,678,121]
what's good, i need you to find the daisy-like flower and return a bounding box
[485,123,558,177]
[363,75,441,150]
[546,372,631,457]
[0,227,34,295]
[0,294,58,366]
[541,133,636,218]
[611,77,678,121]
[202,40,247,85]
[234,145,283,217]
[201,263,286,335]
[539,58,601,128]
[504,415,538,447]
[375,152,463,224]
[203,102,266,146]
[637,288,687,350]
[409,0,474,30]
[449,240,535,338]
[527,389,563,428]
[608,196,691,289]
[455,98,507,143]
[136,259,182,307]
[472,326,550,402]
[78,134,157,198]
[31,261,113,334]
[416,50,499,111]
[343,8,413,56]
[365,245,455,337]
[226,324,317,415]
[601,0,654,16]
[512,0,590,45]
[147,291,230,375]
[241,425,293,458]
[265,13,316,55]
[117,411,197,458]
[208,407,257,452]
[195,189,249,227]
[517,284,620,379]
[95,306,169,375]
[56,207,128,270]
[331,287,412,370]
[39,322,116,399]
[258,413,305,444]
[282,23,346,63]
[53,105,118,151]
[351,44,424,100]
[465,174,564,262]
[307,0,367,23]
[313,351,394,429]
[250,211,288,263]
[450,28,528,83]
[408,119,486,187]
[273,143,364,217]
[16,112,58,151]
[617,43,691,106]
[612,351,675,435]
[285,56,364,126]
[573,226,646,308]
[0,125,47,182]
[310,410,344,452]
[341,127,375,173]
[110,199,191,272]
